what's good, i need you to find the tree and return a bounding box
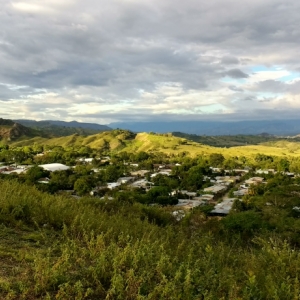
[105,165,122,182]
[223,157,239,170]
[277,158,290,172]
[0,144,9,151]
[180,165,205,191]
[222,210,265,235]
[209,153,225,167]
[147,186,170,201]
[74,177,93,196]
[135,151,150,162]
[50,170,75,190]
[25,166,49,183]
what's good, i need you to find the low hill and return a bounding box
[0,118,44,142]
[10,130,300,158]
[172,132,277,147]
[11,129,136,150]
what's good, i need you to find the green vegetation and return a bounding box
[1,179,300,299]
[173,131,278,147]
[0,120,45,142]
[2,130,300,298]
[9,130,300,160]
[0,118,112,145]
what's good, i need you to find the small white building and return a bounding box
[210,198,236,215]
[233,189,248,197]
[245,177,264,185]
[131,179,154,188]
[78,158,94,163]
[38,177,50,184]
[255,169,275,175]
[39,163,70,172]
[117,177,135,184]
[176,200,204,209]
[107,182,121,190]
[203,185,227,194]
[194,194,214,202]
[130,170,150,177]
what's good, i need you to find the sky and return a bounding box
[1,0,300,124]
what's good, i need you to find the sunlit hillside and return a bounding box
[10,129,300,158]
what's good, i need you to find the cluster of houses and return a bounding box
[2,156,296,218]
[0,162,70,175]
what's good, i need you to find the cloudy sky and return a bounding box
[1,0,300,124]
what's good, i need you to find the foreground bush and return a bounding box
[0,179,300,299]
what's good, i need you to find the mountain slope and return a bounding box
[11,129,136,150]
[172,132,277,147]
[10,130,300,158]
[15,119,111,136]
[0,118,44,142]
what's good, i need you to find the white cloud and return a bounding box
[249,70,290,83]
[1,0,300,123]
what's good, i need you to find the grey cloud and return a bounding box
[228,85,244,92]
[72,109,300,124]
[249,80,300,95]
[224,69,249,79]
[258,98,272,103]
[252,80,287,93]
[1,0,300,122]
[221,56,240,65]
[242,96,256,101]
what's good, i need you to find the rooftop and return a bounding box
[210,198,236,215]
[39,163,70,172]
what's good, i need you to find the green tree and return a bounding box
[74,177,93,196]
[209,153,225,167]
[277,158,290,172]
[222,210,265,235]
[105,165,122,182]
[25,166,49,183]
[50,170,75,190]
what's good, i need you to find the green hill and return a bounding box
[0,118,45,143]
[11,129,136,150]
[10,129,300,158]
[172,131,277,147]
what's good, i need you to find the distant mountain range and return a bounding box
[15,119,111,132]
[13,119,111,137]
[109,120,300,136]
[2,118,300,144]
[0,118,112,142]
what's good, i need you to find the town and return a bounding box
[0,142,297,220]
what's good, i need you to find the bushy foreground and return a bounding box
[0,179,300,299]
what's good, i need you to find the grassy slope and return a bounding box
[11,130,300,158]
[172,132,277,147]
[1,179,300,299]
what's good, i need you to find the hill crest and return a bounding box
[0,118,40,141]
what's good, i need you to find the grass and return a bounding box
[10,130,300,160]
[1,180,300,298]
[0,223,60,299]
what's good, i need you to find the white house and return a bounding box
[39,163,70,172]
